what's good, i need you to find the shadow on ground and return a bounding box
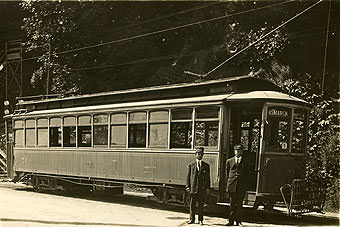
[14,183,339,227]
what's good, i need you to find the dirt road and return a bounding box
[0,181,338,227]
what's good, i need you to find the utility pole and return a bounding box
[5,39,23,112]
[46,44,51,95]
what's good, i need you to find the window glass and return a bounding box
[50,117,61,127]
[111,113,127,148]
[15,129,24,146]
[171,109,192,120]
[149,110,168,148]
[150,111,168,122]
[195,122,218,147]
[170,122,192,148]
[292,109,307,153]
[50,127,62,147]
[94,114,108,124]
[37,118,48,127]
[64,116,76,126]
[195,107,219,148]
[196,107,219,119]
[63,126,76,147]
[266,107,291,152]
[94,125,108,145]
[128,112,146,148]
[14,120,24,128]
[78,126,91,147]
[129,124,146,147]
[26,119,35,128]
[78,115,91,125]
[149,124,168,148]
[129,112,146,123]
[111,125,126,147]
[37,128,48,147]
[111,113,126,124]
[25,128,35,147]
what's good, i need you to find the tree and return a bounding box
[21,0,79,95]
[21,1,287,93]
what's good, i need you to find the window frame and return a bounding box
[169,108,194,149]
[194,106,220,149]
[110,112,128,148]
[93,113,109,147]
[148,109,169,149]
[37,118,48,147]
[25,118,36,147]
[13,119,24,147]
[49,117,62,147]
[77,115,92,148]
[128,111,147,148]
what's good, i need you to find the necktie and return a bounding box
[197,161,201,171]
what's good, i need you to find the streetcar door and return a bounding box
[229,106,262,192]
[257,105,307,195]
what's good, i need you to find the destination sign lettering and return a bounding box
[268,108,289,118]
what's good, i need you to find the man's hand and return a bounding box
[186,187,190,192]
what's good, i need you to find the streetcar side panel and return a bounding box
[14,148,219,187]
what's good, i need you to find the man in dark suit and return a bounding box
[226,144,248,226]
[186,147,211,225]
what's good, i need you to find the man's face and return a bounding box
[234,147,243,158]
[196,152,204,160]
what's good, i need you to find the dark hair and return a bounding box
[196,147,204,153]
[234,144,242,150]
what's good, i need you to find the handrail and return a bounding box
[280,183,292,215]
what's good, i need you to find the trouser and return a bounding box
[229,191,245,223]
[189,192,205,222]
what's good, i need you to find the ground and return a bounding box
[0,181,338,227]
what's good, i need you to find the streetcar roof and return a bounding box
[13,91,308,118]
[15,76,283,112]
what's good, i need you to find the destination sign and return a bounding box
[268,108,290,118]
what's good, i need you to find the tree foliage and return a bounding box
[21,1,287,93]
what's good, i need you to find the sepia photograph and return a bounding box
[0,0,339,226]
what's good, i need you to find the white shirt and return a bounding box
[196,159,202,170]
[235,156,242,165]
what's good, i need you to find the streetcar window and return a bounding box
[78,115,92,147]
[292,109,307,153]
[110,113,127,148]
[14,120,24,147]
[25,119,35,147]
[49,117,62,147]
[37,118,48,147]
[195,107,219,148]
[170,108,192,149]
[129,112,146,148]
[266,107,291,152]
[149,110,169,148]
[63,116,76,147]
[94,114,108,146]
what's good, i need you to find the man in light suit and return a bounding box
[226,144,249,226]
[186,147,211,225]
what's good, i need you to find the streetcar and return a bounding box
[4,75,310,208]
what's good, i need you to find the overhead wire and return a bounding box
[203,0,323,77]
[16,0,294,63]
[321,0,332,98]
[72,1,335,73]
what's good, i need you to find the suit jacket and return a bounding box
[186,160,211,194]
[226,156,249,193]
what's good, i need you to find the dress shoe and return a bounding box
[187,220,195,224]
[225,221,234,226]
[199,220,204,225]
[236,222,242,226]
